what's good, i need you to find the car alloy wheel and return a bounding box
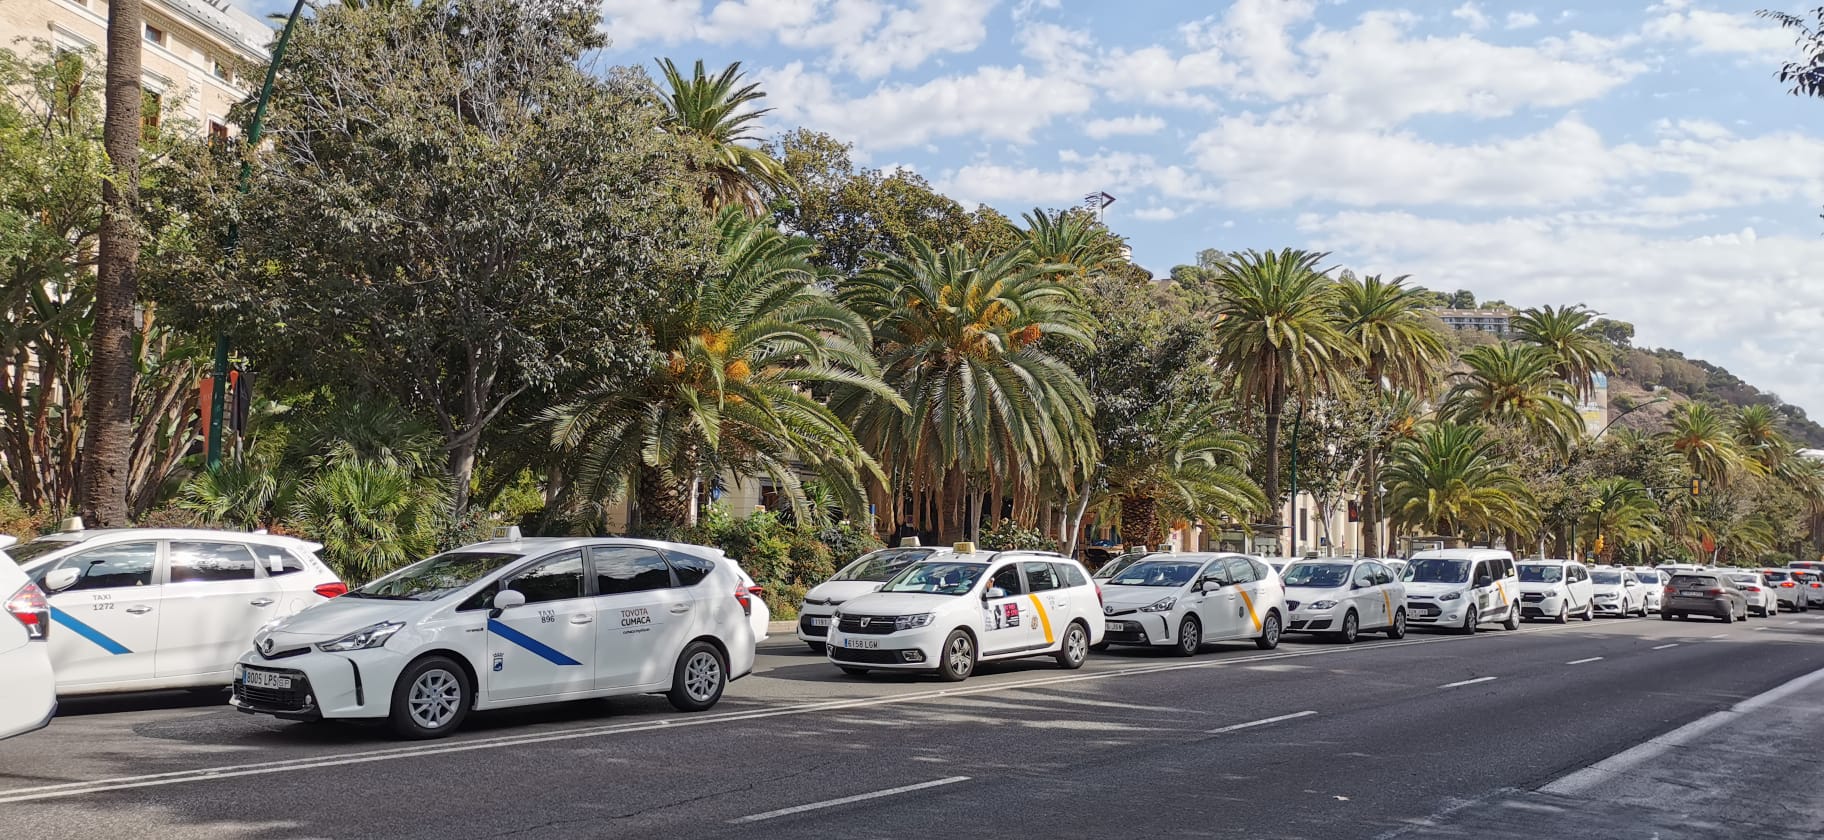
[683,650,723,703]
[1056,622,1089,669]
[939,629,976,682]
[407,668,462,730]
[1176,616,1202,657]
[1339,610,1359,644]
[1255,613,1282,650]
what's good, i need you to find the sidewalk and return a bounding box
[1393,664,1824,839]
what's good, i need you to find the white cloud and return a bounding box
[761,62,1094,150]
[1644,8,1794,58]
[1506,11,1540,30]
[1132,206,1180,221]
[1082,114,1167,139]
[1451,2,1491,31]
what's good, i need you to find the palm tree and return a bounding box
[1578,477,1658,562]
[1384,422,1536,541]
[1510,304,1613,401]
[835,238,1096,541]
[1441,343,1584,453]
[1731,404,1793,476]
[544,208,899,531]
[1663,403,1758,488]
[1336,274,1446,556]
[651,58,791,214]
[1207,249,1358,546]
[1099,402,1266,548]
[1019,208,1125,280]
[290,461,448,584]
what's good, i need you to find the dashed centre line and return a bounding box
[729,776,970,823]
[1205,710,1317,734]
[1652,643,1680,650]
[1567,657,1604,665]
[1440,677,1498,689]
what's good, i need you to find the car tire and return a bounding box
[1337,610,1359,644]
[389,655,471,740]
[1460,606,1479,635]
[1719,608,1734,625]
[806,641,827,655]
[667,641,728,712]
[1582,602,1595,622]
[937,629,976,682]
[1254,612,1282,650]
[1175,616,1203,657]
[1386,608,1407,639]
[1502,604,1520,631]
[839,666,869,676]
[1555,605,1569,625]
[1055,621,1090,670]
[1661,610,1675,621]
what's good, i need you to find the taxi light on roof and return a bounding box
[953,541,976,554]
[493,526,522,541]
[898,536,921,547]
[59,516,84,532]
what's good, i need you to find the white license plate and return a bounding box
[809,617,831,627]
[842,638,879,649]
[242,669,292,690]
[1680,590,1705,597]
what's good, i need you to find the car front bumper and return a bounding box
[1520,594,1565,618]
[796,604,836,642]
[825,625,948,670]
[1406,598,1469,626]
[1286,608,1339,633]
[230,646,406,721]
[1100,611,1177,646]
[1592,598,1628,615]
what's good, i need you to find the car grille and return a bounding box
[233,668,313,713]
[837,614,900,635]
[1103,607,1137,617]
[829,647,903,664]
[1409,602,1441,617]
[258,646,311,660]
[798,615,829,638]
[1104,627,1150,644]
[1521,593,1545,603]
[1289,619,1333,631]
[1284,600,1300,611]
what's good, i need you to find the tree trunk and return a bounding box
[1119,495,1161,550]
[636,463,689,532]
[1362,437,1380,557]
[78,0,144,527]
[1263,386,1286,551]
[447,437,477,513]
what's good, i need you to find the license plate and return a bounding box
[242,669,292,690]
[842,638,879,649]
[1680,590,1705,597]
[809,617,831,627]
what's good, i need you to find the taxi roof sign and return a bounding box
[953,541,977,554]
[493,525,522,541]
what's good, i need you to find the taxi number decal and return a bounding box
[538,609,557,624]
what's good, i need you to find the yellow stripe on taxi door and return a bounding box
[1237,588,1262,632]
[1027,594,1055,644]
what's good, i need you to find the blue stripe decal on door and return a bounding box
[49,607,131,655]
[486,619,582,666]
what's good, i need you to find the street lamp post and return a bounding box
[1592,395,1669,441]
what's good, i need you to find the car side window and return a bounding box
[253,546,306,577]
[1370,563,1392,586]
[1058,563,1088,588]
[46,542,158,591]
[504,551,587,604]
[988,564,1025,596]
[1473,561,1491,585]
[665,551,713,587]
[1023,562,1061,592]
[167,541,258,584]
[1203,560,1235,586]
[1225,557,1258,584]
[592,547,675,595]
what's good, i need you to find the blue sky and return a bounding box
[240,0,1824,416]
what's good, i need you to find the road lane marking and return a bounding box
[0,619,1639,805]
[1753,627,1770,631]
[728,776,969,824]
[1440,677,1497,689]
[1652,643,1679,650]
[1566,657,1604,665]
[1710,634,1729,639]
[1205,710,1317,734]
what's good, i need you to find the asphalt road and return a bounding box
[5,610,1824,839]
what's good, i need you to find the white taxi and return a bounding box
[798,545,940,653]
[0,536,56,740]
[1516,559,1595,623]
[9,523,345,695]
[231,531,756,739]
[1099,553,1286,655]
[1403,549,1521,633]
[1282,558,1407,643]
[824,546,1101,681]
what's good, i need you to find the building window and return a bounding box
[212,58,233,82]
[141,89,161,133]
[144,24,164,46]
[208,120,229,146]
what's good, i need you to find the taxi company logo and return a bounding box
[620,608,652,628]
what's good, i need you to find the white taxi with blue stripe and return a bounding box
[231,530,757,739]
[825,545,1102,681]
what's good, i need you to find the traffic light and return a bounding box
[1593,535,1605,555]
[1690,478,1703,497]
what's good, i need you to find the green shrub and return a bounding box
[979,518,1058,552]
[765,582,807,621]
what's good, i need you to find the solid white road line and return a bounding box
[1542,662,1824,796]
[728,776,969,824]
[1205,710,1317,734]
[1652,643,1679,650]
[1439,677,1497,689]
[1566,657,1604,665]
[0,619,1633,805]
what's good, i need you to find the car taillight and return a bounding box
[1782,582,1796,588]
[313,582,348,599]
[734,584,752,616]
[1706,588,1724,597]
[1746,586,1761,592]
[1095,583,1104,607]
[5,582,50,641]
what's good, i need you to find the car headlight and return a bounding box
[894,613,934,631]
[1309,600,1338,611]
[1439,592,1462,601]
[316,621,404,652]
[1140,597,1177,613]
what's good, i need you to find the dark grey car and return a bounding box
[1661,573,1748,623]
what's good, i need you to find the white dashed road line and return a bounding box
[729,776,970,824]
[1440,677,1498,689]
[1566,657,1604,665]
[1652,643,1679,650]
[1205,710,1317,735]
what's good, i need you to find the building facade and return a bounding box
[1,0,271,137]
[1432,308,1512,336]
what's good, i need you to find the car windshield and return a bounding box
[831,548,934,582]
[1407,558,1472,584]
[1282,563,1352,588]
[1109,561,1203,588]
[1590,571,1623,585]
[1636,570,1662,584]
[344,551,523,601]
[3,539,76,566]
[1728,575,1758,585]
[879,562,985,595]
[1669,575,1716,588]
[1517,564,1562,583]
[1092,554,1145,579]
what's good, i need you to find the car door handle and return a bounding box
[249,598,275,607]
[570,615,594,625]
[669,604,692,614]
[126,605,153,615]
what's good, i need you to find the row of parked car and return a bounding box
[5,522,1821,743]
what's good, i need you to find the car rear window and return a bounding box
[1669,575,1716,588]
[1764,571,1791,582]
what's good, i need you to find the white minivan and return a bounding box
[0,537,56,740]
[1517,559,1596,623]
[1402,549,1521,633]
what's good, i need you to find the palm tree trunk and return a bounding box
[1362,438,1380,556]
[1263,385,1286,550]
[78,0,145,527]
[1120,495,1161,549]
[635,463,688,532]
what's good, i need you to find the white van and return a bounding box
[1516,558,1596,623]
[1401,548,1521,633]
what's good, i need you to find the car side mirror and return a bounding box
[984,587,1008,600]
[1355,577,1374,589]
[43,567,79,593]
[1476,576,1493,588]
[490,589,526,617]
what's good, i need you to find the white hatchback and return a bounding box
[1590,567,1650,617]
[1282,558,1407,643]
[9,525,345,695]
[1630,567,1668,612]
[1516,559,1596,623]
[1099,553,1286,655]
[798,546,942,653]
[231,532,757,739]
[0,537,56,740]
[825,549,1102,681]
